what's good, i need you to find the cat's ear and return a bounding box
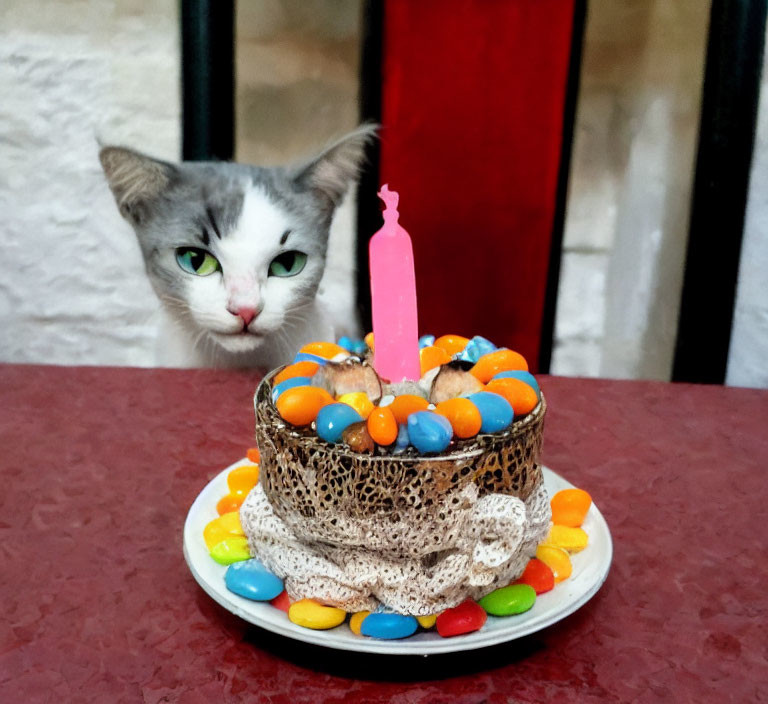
[291,124,377,207]
[99,146,175,225]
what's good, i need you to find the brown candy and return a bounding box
[342,420,375,453]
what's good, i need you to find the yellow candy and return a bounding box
[210,536,251,565]
[349,610,371,635]
[416,614,437,629]
[300,341,350,360]
[535,544,573,583]
[544,525,589,553]
[365,332,374,351]
[337,391,375,420]
[288,599,346,630]
[227,464,259,496]
[203,511,244,550]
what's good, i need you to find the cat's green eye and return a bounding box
[269,251,307,278]
[175,247,220,276]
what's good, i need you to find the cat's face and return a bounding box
[100,127,373,358]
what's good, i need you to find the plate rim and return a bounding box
[184,461,612,655]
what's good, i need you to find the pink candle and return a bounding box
[369,185,421,382]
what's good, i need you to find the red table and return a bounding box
[1,365,766,702]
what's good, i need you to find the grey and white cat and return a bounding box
[100,125,374,369]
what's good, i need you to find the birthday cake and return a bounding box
[201,187,593,639]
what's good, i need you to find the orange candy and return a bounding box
[419,345,451,376]
[388,394,430,425]
[433,334,470,356]
[299,341,349,359]
[246,447,260,463]
[485,378,539,415]
[550,488,592,527]
[469,349,528,383]
[367,406,398,446]
[216,493,244,515]
[276,386,334,426]
[227,465,259,495]
[434,398,482,438]
[364,332,375,351]
[274,361,320,385]
[535,545,572,583]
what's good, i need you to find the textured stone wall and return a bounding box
[0,0,180,366]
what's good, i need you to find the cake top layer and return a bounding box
[268,333,543,456]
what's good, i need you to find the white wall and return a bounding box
[726,24,768,389]
[0,0,179,366]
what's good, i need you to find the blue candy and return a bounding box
[467,392,514,433]
[418,334,436,349]
[407,411,452,453]
[316,403,363,443]
[351,340,369,355]
[360,612,419,640]
[271,376,313,402]
[225,559,284,601]
[293,352,328,365]
[491,370,541,399]
[458,335,497,363]
[336,335,356,352]
[395,422,410,450]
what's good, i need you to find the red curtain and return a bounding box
[378,0,576,371]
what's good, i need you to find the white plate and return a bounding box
[184,461,612,655]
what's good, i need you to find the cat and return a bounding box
[100,125,375,369]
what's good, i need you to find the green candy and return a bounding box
[210,536,251,565]
[478,584,536,616]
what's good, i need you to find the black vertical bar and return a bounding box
[356,0,384,334]
[672,0,767,384]
[538,0,587,374]
[181,0,235,161]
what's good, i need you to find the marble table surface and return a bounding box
[1,364,766,703]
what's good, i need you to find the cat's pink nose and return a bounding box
[230,307,257,325]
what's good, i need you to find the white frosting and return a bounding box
[240,481,551,615]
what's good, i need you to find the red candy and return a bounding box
[436,599,487,637]
[270,590,291,614]
[513,558,555,594]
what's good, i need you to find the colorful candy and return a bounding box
[491,370,541,399]
[458,335,497,363]
[545,525,589,552]
[418,334,436,349]
[272,376,313,402]
[367,406,399,446]
[416,614,437,629]
[210,536,251,565]
[270,590,291,613]
[337,391,375,419]
[407,411,453,453]
[293,352,328,366]
[535,545,573,583]
[550,488,592,527]
[436,599,487,637]
[513,558,555,594]
[478,584,536,616]
[274,361,320,385]
[364,331,375,351]
[433,334,470,356]
[388,394,430,424]
[316,403,364,444]
[469,349,528,383]
[275,386,334,426]
[203,511,244,550]
[246,447,261,463]
[360,613,419,640]
[485,377,539,415]
[300,341,350,359]
[225,559,284,601]
[342,421,376,453]
[349,610,371,635]
[288,599,346,630]
[466,391,514,433]
[434,397,483,438]
[419,345,451,376]
[227,465,259,495]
